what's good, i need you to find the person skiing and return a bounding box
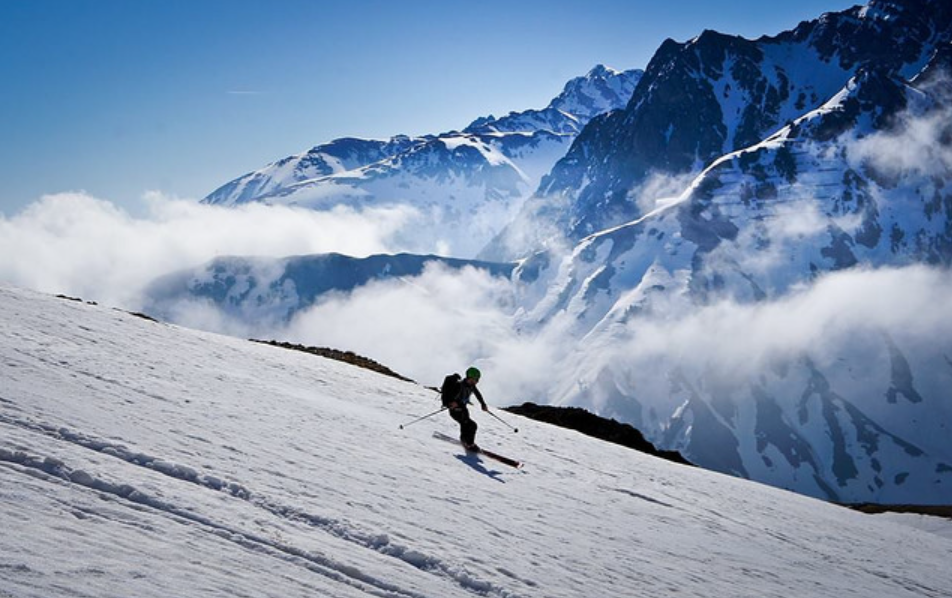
[440,366,488,450]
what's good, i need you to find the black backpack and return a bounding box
[440,373,462,407]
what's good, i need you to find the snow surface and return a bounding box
[874,513,952,541]
[1,283,951,598]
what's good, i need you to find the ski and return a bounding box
[432,431,523,469]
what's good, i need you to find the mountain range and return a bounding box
[483,0,952,259]
[166,0,952,505]
[202,65,642,258]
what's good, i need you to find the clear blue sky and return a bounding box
[0,0,858,214]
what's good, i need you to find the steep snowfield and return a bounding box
[1,283,950,598]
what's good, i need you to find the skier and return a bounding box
[441,367,488,450]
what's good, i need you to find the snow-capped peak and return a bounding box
[546,64,643,120]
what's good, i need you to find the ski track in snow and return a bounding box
[0,412,517,598]
[2,284,952,598]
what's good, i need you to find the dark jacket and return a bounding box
[454,379,487,410]
[441,373,487,410]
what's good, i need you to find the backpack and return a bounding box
[440,373,462,407]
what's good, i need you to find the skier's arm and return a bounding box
[473,386,488,411]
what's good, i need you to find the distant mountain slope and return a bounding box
[144,252,515,330]
[3,283,952,597]
[202,135,423,206]
[202,66,642,258]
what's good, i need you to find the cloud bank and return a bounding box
[0,192,415,308]
[327,263,952,416]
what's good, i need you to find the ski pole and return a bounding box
[398,407,446,430]
[487,409,518,433]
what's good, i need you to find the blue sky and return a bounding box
[0,0,858,214]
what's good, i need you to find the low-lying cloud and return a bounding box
[0,191,416,308]
[618,265,952,377]
[850,73,952,178]
[286,261,952,425]
[4,189,946,419]
[285,263,530,388]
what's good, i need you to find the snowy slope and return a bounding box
[2,284,952,598]
[202,136,423,207]
[254,131,573,257]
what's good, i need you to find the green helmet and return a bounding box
[465,366,481,381]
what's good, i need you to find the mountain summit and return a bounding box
[465,64,641,134]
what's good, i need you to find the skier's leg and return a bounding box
[464,419,478,448]
[449,407,467,442]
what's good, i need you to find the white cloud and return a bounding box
[269,256,952,419]
[283,262,525,389]
[0,191,415,309]
[849,75,952,178]
[628,170,698,215]
[592,265,952,409]
[851,110,952,177]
